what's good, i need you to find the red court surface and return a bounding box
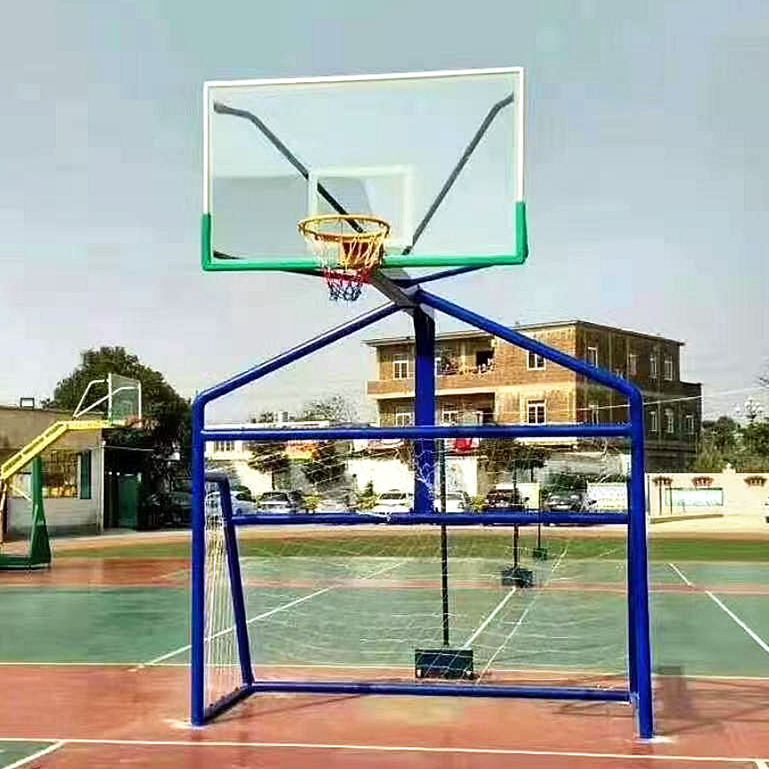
[2,665,768,767]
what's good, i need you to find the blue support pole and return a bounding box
[413,309,436,514]
[249,680,630,702]
[203,423,632,442]
[626,474,638,698]
[628,392,654,739]
[190,399,206,726]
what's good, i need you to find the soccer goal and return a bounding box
[193,428,652,735]
[190,294,653,738]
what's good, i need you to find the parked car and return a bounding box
[435,491,471,513]
[543,491,597,513]
[372,490,414,513]
[256,490,307,513]
[230,490,258,513]
[315,490,357,512]
[481,488,528,512]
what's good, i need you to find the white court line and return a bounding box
[0,736,762,763]
[135,589,332,669]
[462,588,517,647]
[1,741,64,768]
[669,563,769,657]
[668,563,693,586]
[135,559,407,669]
[476,547,569,679]
[706,592,769,656]
[463,545,569,650]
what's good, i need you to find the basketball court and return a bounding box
[1,533,768,768]
[3,61,767,768]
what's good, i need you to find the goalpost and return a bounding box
[189,295,654,739]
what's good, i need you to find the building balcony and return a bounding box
[367,368,506,398]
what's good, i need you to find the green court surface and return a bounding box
[0,741,56,767]
[2,550,768,681]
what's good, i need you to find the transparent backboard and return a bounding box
[108,374,142,426]
[203,68,527,271]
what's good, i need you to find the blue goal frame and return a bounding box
[190,288,654,739]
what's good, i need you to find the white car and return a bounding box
[436,491,471,513]
[372,490,414,513]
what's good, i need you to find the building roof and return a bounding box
[0,404,71,416]
[364,319,685,347]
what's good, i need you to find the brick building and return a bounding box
[365,320,702,471]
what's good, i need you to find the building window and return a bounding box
[588,404,600,425]
[650,354,658,378]
[628,353,638,376]
[43,450,78,498]
[79,451,92,500]
[663,356,674,381]
[527,351,545,370]
[214,440,235,452]
[395,411,413,426]
[650,409,659,433]
[587,346,598,366]
[441,405,459,425]
[393,356,410,380]
[664,408,675,435]
[685,414,695,435]
[527,400,547,424]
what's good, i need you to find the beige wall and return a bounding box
[647,468,768,519]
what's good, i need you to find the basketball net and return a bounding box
[298,214,390,301]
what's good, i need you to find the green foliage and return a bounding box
[356,480,378,510]
[541,471,627,495]
[469,494,485,512]
[695,414,769,471]
[701,417,740,455]
[303,441,346,489]
[479,439,549,481]
[303,491,321,511]
[692,444,727,472]
[742,421,769,460]
[247,441,289,475]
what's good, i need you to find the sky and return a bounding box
[1,0,768,422]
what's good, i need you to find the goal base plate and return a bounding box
[501,565,535,588]
[415,648,474,680]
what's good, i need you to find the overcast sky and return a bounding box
[1,0,767,422]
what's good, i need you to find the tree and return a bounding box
[479,439,550,483]
[247,441,289,477]
[299,395,357,424]
[302,441,346,489]
[701,417,740,457]
[739,421,769,472]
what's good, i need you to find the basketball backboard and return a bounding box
[108,374,142,426]
[203,68,527,272]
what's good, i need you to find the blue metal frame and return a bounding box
[190,290,654,739]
